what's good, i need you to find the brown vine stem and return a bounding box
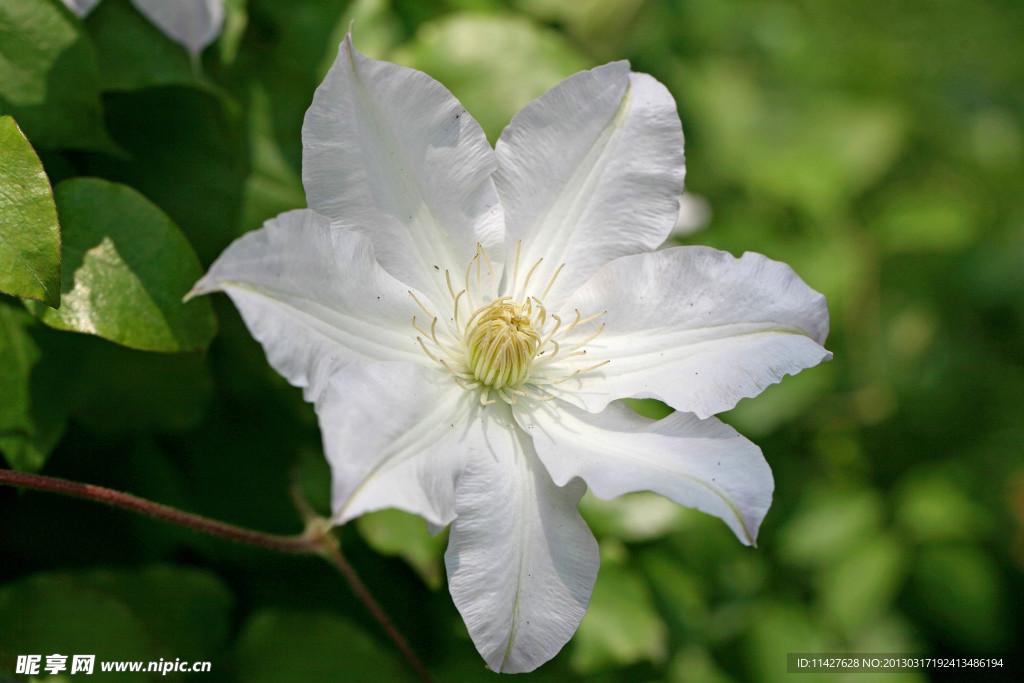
[0,468,435,683]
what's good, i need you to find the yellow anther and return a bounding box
[465,300,541,390]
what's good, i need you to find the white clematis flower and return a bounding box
[63,0,225,56]
[191,36,831,673]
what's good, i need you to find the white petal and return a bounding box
[303,34,504,305]
[566,246,832,418]
[131,0,224,55]
[62,0,102,17]
[316,362,468,527]
[517,400,773,545]
[190,209,423,401]
[495,62,684,306]
[445,406,598,673]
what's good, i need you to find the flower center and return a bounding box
[465,300,540,390]
[409,243,609,405]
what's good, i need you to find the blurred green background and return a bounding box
[2,0,1022,680]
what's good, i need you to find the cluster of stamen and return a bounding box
[411,243,608,405]
[464,299,540,389]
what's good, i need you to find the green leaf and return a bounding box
[27,178,216,352]
[70,340,214,434]
[0,572,151,663]
[0,304,69,472]
[235,611,415,683]
[79,86,247,263]
[0,0,115,151]
[570,560,667,673]
[0,116,60,307]
[83,0,201,91]
[0,566,232,661]
[80,565,233,658]
[356,508,447,589]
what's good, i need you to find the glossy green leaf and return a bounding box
[27,178,216,352]
[235,611,415,683]
[0,116,60,307]
[0,304,68,472]
[83,0,200,91]
[0,0,114,151]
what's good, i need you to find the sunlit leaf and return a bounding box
[0,116,60,307]
[27,178,216,352]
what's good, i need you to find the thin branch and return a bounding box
[1,468,435,683]
[320,541,435,683]
[1,469,317,553]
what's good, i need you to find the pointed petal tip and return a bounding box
[182,280,210,303]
